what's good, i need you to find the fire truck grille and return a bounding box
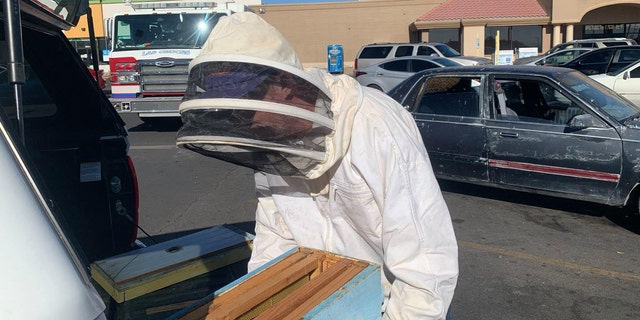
[139,60,190,94]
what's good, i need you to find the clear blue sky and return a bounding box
[262,0,355,4]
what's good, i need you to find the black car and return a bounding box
[387,65,640,215]
[0,1,139,265]
[561,45,640,75]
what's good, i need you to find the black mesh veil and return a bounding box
[177,61,334,177]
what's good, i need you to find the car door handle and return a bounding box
[499,132,519,138]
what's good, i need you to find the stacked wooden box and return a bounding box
[170,247,383,320]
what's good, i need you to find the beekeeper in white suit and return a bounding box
[177,12,458,319]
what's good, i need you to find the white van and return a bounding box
[354,42,492,75]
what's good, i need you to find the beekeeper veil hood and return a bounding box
[176,12,336,178]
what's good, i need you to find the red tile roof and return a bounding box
[417,0,548,22]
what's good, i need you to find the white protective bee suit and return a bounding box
[176,12,458,319]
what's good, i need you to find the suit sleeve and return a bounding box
[353,93,459,319]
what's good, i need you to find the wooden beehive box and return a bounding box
[170,247,383,320]
[90,225,254,319]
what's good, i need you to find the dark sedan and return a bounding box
[561,45,640,75]
[387,65,640,215]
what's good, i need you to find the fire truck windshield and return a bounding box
[113,12,226,51]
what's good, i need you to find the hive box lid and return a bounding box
[91,225,254,303]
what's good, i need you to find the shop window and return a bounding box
[429,28,460,52]
[484,26,542,55]
[584,23,640,43]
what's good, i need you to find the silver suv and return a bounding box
[354,42,492,74]
[546,38,637,55]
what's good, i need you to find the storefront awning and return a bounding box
[415,0,550,29]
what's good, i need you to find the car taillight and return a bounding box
[126,155,139,244]
[354,71,367,78]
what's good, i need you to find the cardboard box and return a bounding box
[171,247,383,320]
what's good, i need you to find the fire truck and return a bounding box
[106,1,249,122]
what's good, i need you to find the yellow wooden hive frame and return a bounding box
[176,247,375,320]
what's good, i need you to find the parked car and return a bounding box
[513,48,592,66]
[545,37,637,55]
[561,45,640,75]
[387,65,640,215]
[1,0,139,318]
[353,42,491,73]
[354,56,462,92]
[590,59,640,106]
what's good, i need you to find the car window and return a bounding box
[411,60,440,72]
[417,46,436,56]
[417,76,481,117]
[617,49,640,62]
[578,50,614,64]
[432,58,461,67]
[607,49,640,74]
[493,78,586,124]
[630,65,640,78]
[0,65,56,122]
[547,43,568,54]
[540,51,576,66]
[434,44,461,57]
[381,60,410,72]
[603,41,631,47]
[359,46,393,59]
[395,45,413,57]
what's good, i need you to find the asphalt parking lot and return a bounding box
[122,114,640,320]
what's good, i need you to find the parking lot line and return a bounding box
[459,240,640,282]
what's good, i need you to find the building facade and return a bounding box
[253,0,640,73]
[68,0,640,74]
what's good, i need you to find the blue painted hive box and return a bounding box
[170,247,383,320]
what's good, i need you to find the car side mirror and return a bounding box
[623,71,629,80]
[567,114,603,131]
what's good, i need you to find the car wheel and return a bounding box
[367,84,383,91]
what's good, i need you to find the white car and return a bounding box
[354,56,462,92]
[353,42,491,73]
[590,59,640,106]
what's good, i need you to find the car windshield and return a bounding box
[558,71,640,122]
[432,58,462,67]
[435,44,461,57]
[113,13,225,50]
